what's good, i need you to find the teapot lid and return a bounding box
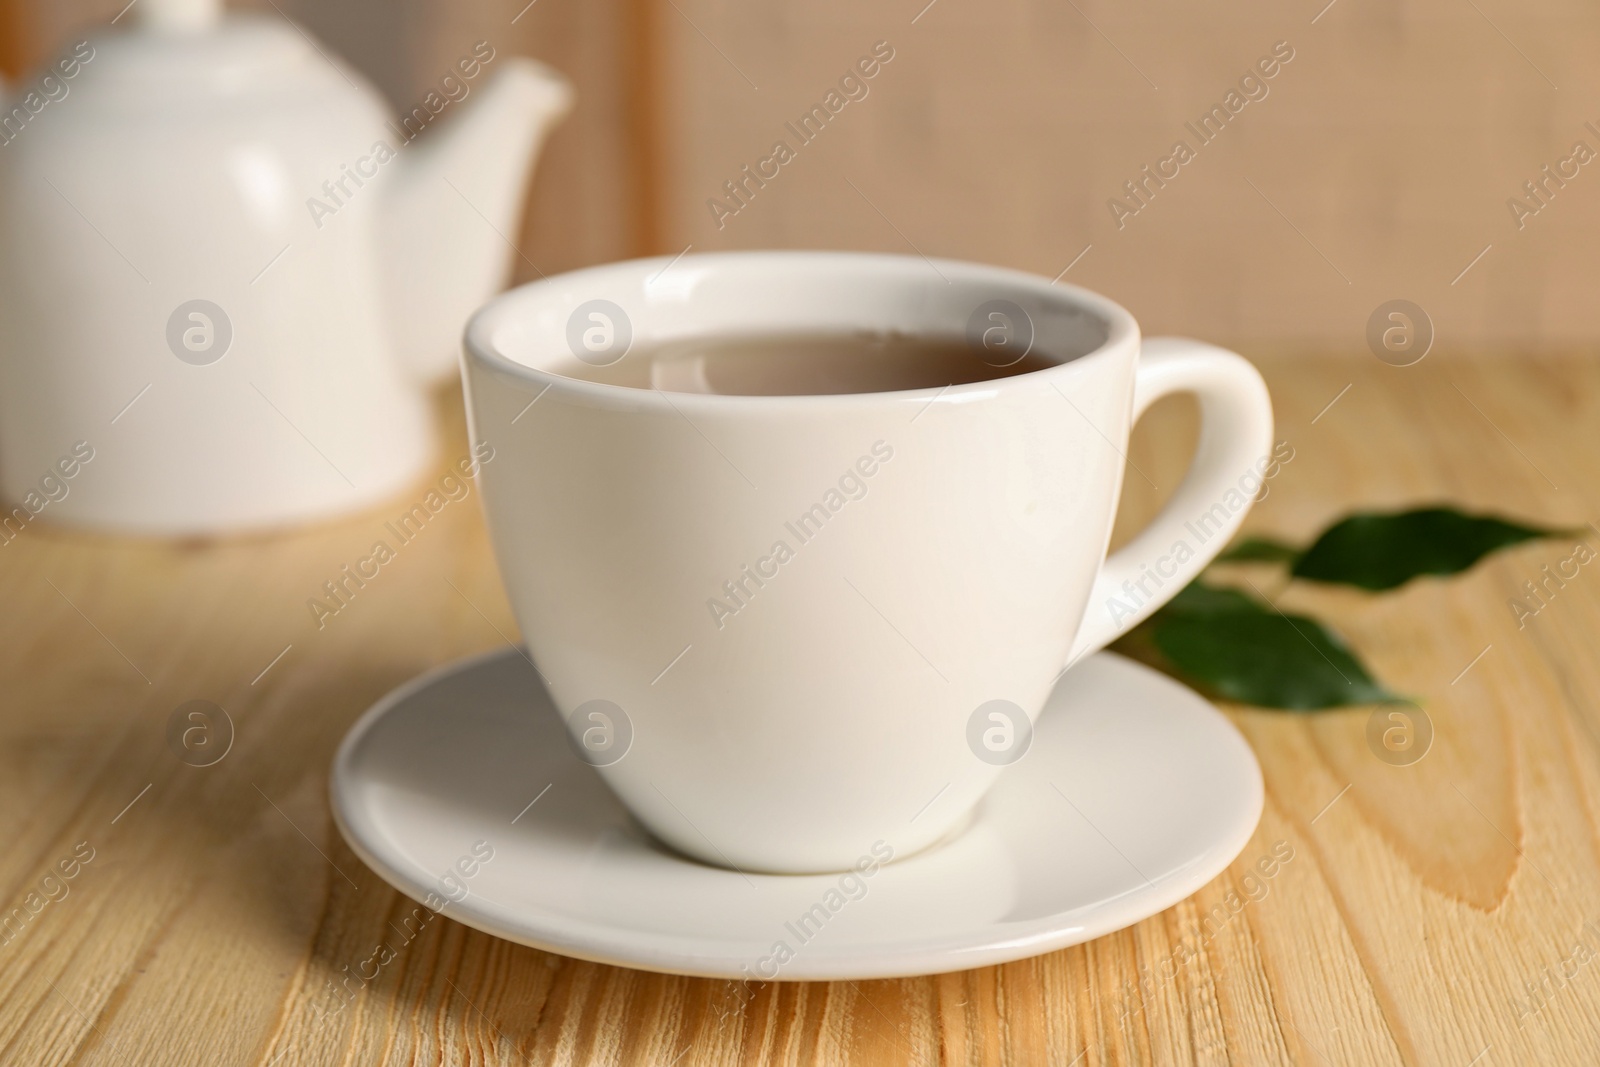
[63,0,357,103]
[140,0,224,32]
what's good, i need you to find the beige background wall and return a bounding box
[653,0,1600,350]
[9,0,1600,350]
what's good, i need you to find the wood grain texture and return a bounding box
[2,355,1598,1065]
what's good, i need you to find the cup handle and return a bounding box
[1064,336,1275,666]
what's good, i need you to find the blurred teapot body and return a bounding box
[0,0,570,535]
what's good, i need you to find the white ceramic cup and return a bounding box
[462,251,1273,874]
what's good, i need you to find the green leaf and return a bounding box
[1112,581,1399,710]
[1159,581,1266,616]
[1216,536,1302,564]
[1107,504,1577,708]
[1147,596,1400,710]
[1291,507,1576,591]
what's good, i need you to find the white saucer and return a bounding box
[331,649,1263,981]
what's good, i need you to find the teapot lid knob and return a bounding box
[139,0,222,32]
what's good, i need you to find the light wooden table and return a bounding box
[3,354,1598,1065]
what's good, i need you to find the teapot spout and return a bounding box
[381,58,573,383]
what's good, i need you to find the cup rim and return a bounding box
[462,250,1141,408]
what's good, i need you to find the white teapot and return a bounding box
[0,0,571,535]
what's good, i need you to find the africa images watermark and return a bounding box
[706,40,897,230]
[1102,439,1296,627]
[306,444,495,629]
[306,42,498,229]
[1508,539,1596,630]
[1107,40,1296,230]
[1511,919,1600,1030]
[0,841,97,949]
[309,840,494,1024]
[1505,122,1600,231]
[737,840,895,986]
[1115,839,1295,1026]
[0,439,95,547]
[0,41,95,148]
[705,440,895,630]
